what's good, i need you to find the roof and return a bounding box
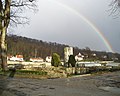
[16,55,23,58]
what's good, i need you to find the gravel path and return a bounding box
[0,71,120,96]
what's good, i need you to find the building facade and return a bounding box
[45,56,52,62]
[75,53,84,61]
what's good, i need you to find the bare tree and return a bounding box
[0,0,37,71]
[109,0,120,18]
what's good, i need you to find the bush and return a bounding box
[68,55,76,67]
[51,53,61,67]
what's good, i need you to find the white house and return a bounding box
[45,56,52,62]
[9,55,24,61]
[30,57,44,62]
[75,53,84,61]
[92,53,96,57]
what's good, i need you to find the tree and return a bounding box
[51,53,61,67]
[68,55,76,67]
[109,0,120,18]
[0,0,36,71]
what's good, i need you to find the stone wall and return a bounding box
[66,67,89,75]
[44,67,67,78]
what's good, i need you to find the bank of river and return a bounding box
[0,71,120,96]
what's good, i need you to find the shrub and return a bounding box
[68,55,76,67]
[51,53,61,67]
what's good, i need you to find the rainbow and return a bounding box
[49,0,114,52]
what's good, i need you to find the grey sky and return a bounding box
[14,0,120,53]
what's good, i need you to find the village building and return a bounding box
[30,57,44,62]
[45,56,52,62]
[92,53,97,57]
[75,53,84,61]
[8,55,24,61]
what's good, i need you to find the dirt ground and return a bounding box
[0,71,120,96]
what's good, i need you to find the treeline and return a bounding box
[6,35,120,62]
[7,35,68,61]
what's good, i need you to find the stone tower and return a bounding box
[64,47,73,63]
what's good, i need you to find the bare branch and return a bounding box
[9,0,37,27]
[109,0,120,18]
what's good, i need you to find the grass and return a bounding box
[0,66,120,79]
[0,68,48,79]
[16,70,47,75]
[89,66,120,75]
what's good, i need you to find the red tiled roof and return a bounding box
[16,55,23,58]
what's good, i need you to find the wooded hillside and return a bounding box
[6,35,120,62]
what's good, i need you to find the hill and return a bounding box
[6,35,120,62]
